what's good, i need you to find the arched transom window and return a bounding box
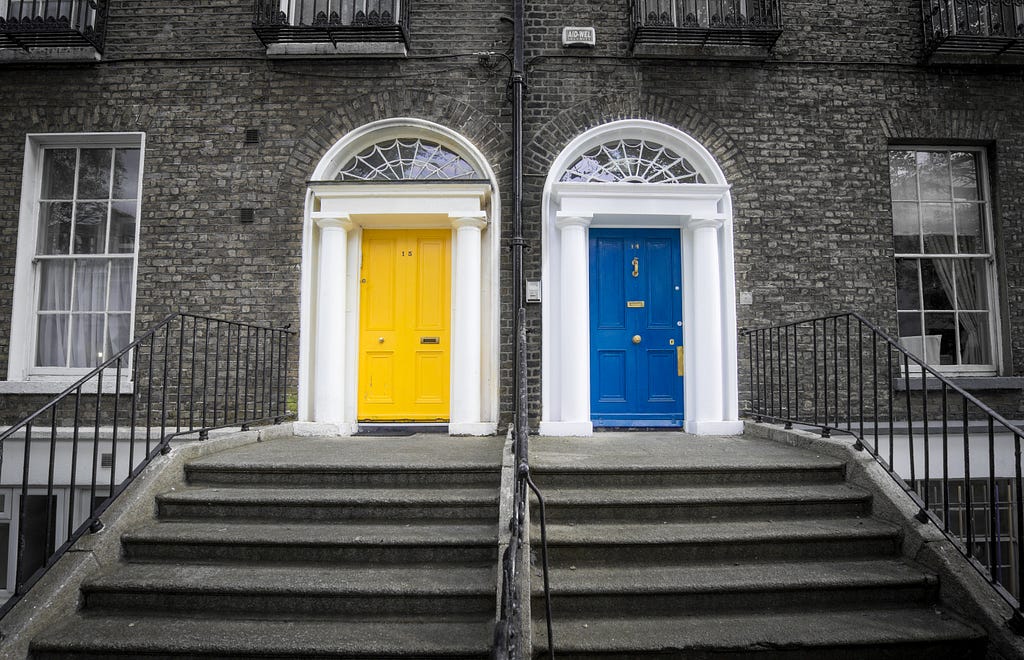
[560,138,706,184]
[336,138,481,181]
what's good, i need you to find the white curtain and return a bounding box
[924,236,986,364]
[36,261,72,367]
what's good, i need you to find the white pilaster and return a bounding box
[555,214,593,435]
[314,216,354,426]
[688,218,727,434]
[449,213,489,435]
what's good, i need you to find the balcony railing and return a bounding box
[252,0,408,47]
[0,0,106,52]
[630,0,782,51]
[923,0,1024,57]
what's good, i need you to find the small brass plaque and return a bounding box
[626,300,645,308]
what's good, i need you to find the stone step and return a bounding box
[185,463,501,488]
[532,607,986,659]
[30,615,492,659]
[157,486,499,522]
[122,520,498,564]
[535,483,872,522]
[532,559,939,616]
[529,462,847,489]
[83,562,496,618]
[538,518,900,565]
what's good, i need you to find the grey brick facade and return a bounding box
[1,0,1022,426]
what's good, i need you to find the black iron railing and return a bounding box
[252,0,408,46]
[630,0,782,49]
[0,313,295,618]
[742,311,1024,626]
[0,0,106,51]
[493,311,553,660]
[923,0,1024,56]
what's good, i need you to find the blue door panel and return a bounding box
[590,228,683,427]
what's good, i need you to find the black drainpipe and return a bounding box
[511,0,527,440]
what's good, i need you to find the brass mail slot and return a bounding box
[626,300,645,308]
[677,346,685,377]
[420,337,440,344]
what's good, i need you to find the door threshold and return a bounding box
[355,423,449,437]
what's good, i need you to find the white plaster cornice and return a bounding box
[688,217,726,230]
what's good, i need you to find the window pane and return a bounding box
[0,522,8,589]
[895,258,920,310]
[19,495,57,586]
[950,151,980,200]
[69,314,104,367]
[955,203,985,254]
[106,314,132,358]
[892,202,920,253]
[921,203,955,254]
[73,202,109,254]
[108,260,134,311]
[37,202,72,255]
[924,312,957,365]
[958,259,990,312]
[889,151,918,200]
[898,311,922,337]
[36,314,69,367]
[112,149,140,199]
[920,259,955,311]
[39,261,73,311]
[109,201,136,254]
[959,313,991,365]
[77,149,112,199]
[72,260,109,312]
[41,149,76,199]
[917,151,950,201]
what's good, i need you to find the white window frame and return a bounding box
[890,145,1001,376]
[7,133,145,387]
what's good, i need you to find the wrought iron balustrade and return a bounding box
[252,0,408,46]
[923,0,1024,56]
[742,311,1024,628]
[0,0,106,51]
[630,0,782,49]
[0,313,295,618]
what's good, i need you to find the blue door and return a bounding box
[590,228,684,427]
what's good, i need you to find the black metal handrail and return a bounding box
[252,0,408,45]
[741,311,1024,627]
[0,0,107,51]
[0,313,295,618]
[493,310,553,659]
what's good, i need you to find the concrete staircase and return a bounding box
[29,435,503,659]
[529,434,988,659]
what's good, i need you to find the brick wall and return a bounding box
[0,0,1021,426]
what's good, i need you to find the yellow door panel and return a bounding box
[358,228,451,422]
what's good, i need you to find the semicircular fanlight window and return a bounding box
[336,138,481,181]
[560,139,706,184]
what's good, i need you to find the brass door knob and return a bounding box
[378,337,385,343]
[632,335,641,344]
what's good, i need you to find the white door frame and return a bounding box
[539,120,742,436]
[296,119,500,436]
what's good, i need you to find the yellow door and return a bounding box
[358,229,451,421]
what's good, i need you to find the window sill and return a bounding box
[265,42,407,58]
[0,46,101,63]
[893,376,1024,392]
[0,379,134,395]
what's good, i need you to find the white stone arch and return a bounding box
[298,118,500,436]
[539,119,741,436]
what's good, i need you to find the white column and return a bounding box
[449,213,488,435]
[313,216,354,426]
[556,214,592,433]
[690,218,725,429]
